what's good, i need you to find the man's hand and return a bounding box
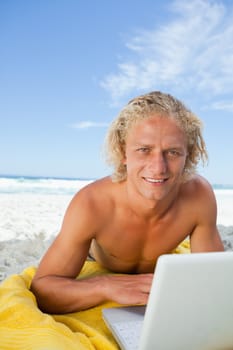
[101,273,154,305]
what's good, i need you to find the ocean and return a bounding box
[0,175,93,195]
[1,174,233,195]
[0,175,93,242]
[0,175,232,243]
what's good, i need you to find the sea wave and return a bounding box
[0,176,93,195]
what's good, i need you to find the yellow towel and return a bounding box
[0,241,190,350]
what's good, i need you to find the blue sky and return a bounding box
[1,0,233,184]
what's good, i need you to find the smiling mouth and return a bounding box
[143,177,169,184]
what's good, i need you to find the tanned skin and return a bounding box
[31,116,224,314]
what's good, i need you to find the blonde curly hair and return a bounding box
[105,91,208,182]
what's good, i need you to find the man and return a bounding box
[31,91,224,314]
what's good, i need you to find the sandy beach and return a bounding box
[0,179,233,282]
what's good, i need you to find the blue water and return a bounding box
[0,175,94,195]
[0,175,232,195]
[212,184,233,189]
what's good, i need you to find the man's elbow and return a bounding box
[30,277,63,314]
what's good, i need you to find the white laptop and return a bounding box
[102,252,233,350]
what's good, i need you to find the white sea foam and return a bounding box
[214,190,233,226]
[0,177,94,242]
[0,177,92,195]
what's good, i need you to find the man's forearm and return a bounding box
[30,275,107,314]
[31,273,153,314]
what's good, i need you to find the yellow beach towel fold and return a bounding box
[0,241,190,350]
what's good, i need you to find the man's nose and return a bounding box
[148,152,167,174]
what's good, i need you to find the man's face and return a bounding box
[123,115,188,202]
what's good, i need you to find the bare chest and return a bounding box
[92,209,194,273]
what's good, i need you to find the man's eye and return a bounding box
[167,150,180,156]
[137,147,149,153]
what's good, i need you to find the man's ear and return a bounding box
[122,156,127,165]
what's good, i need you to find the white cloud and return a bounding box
[71,121,109,129]
[100,0,233,105]
[209,101,233,112]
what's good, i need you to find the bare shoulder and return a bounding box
[181,175,215,202]
[64,176,119,231]
[71,176,117,211]
[181,175,217,225]
[184,176,224,252]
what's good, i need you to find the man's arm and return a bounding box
[189,177,224,252]
[30,188,153,314]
